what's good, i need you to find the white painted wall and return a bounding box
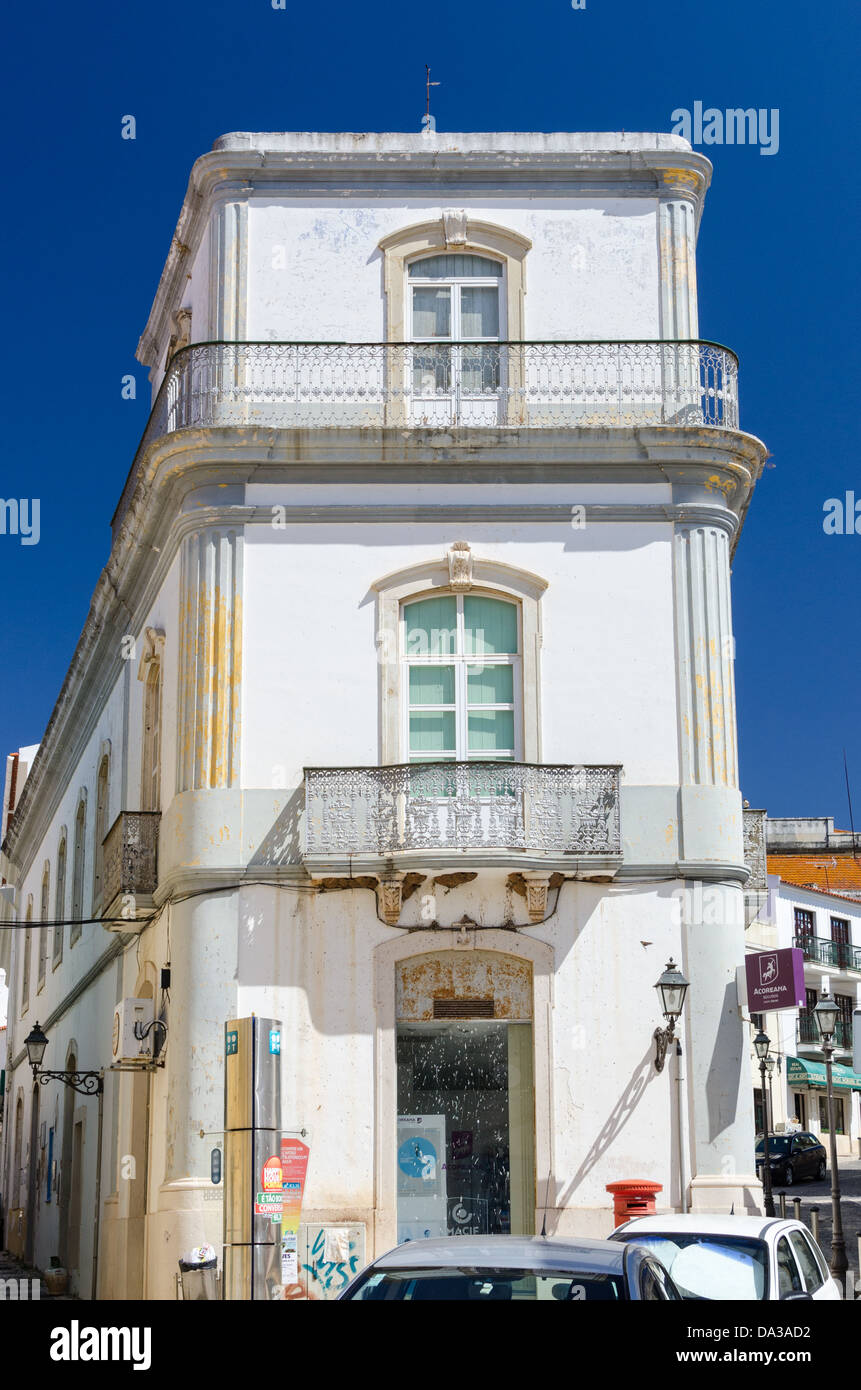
[241,514,680,790]
[246,197,660,344]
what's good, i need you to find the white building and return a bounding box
[0,130,769,1299]
[745,814,861,1157]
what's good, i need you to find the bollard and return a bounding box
[778,1192,786,1219]
[810,1206,820,1244]
[792,1197,802,1222]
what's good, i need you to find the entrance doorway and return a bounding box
[394,950,535,1242]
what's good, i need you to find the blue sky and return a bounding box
[1,0,858,820]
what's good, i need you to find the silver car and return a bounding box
[337,1235,682,1301]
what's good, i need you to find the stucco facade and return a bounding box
[0,130,768,1299]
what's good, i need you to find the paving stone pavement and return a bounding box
[773,1155,861,1298]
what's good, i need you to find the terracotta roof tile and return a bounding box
[767,852,861,906]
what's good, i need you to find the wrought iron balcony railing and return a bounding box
[793,934,861,973]
[302,762,621,870]
[797,1009,853,1050]
[113,338,739,536]
[101,811,160,927]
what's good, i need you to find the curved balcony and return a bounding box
[301,761,622,875]
[113,338,740,536]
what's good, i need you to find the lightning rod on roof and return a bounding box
[844,748,859,860]
[422,64,440,133]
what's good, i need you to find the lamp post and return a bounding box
[653,959,690,1072]
[754,1030,775,1218]
[24,1022,105,1298]
[764,1053,776,1134]
[813,994,848,1282]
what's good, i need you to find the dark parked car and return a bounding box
[756,1131,826,1186]
[337,1235,682,1301]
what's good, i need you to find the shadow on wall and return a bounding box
[549,1045,658,1223]
[705,979,744,1144]
[248,785,305,867]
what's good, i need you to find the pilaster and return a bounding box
[658,170,700,340]
[177,528,243,793]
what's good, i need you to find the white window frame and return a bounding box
[407,253,507,343]
[400,591,523,764]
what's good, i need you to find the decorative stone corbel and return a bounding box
[443,210,468,246]
[522,872,552,924]
[376,873,407,926]
[447,541,473,591]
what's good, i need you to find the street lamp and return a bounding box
[813,993,848,1282]
[653,959,690,1072]
[764,1052,777,1136]
[23,1022,105,1297]
[24,1022,103,1095]
[754,1030,776,1218]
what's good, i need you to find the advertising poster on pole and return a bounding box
[280,1133,310,1285]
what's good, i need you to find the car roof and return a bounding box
[371,1235,633,1273]
[613,1215,805,1239]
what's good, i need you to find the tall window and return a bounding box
[71,795,86,947]
[794,907,815,949]
[831,916,850,969]
[403,594,520,763]
[408,254,503,419]
[141,663,162,812]
[93,756,110,907]
[835,993,854,1047]
[54,833,66,965]
[38,862,50,989]
[21,896,33,1013]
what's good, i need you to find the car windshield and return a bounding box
[344,1266,625,1301]
[755,1136,791,1156]
[625,1236,769,1300]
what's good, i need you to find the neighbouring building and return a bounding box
[0,129,769,1298]
[745,813,861,1157]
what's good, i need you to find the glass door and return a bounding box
[409,254,503,426]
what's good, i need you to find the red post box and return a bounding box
[605,1179,663,1228]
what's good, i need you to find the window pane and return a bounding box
[789,1232,823,1292]
[464,597,517,655]
[405,597,457,656]
[412,287,450,337]
[468,710,515,752]
[461,287,499,338]
[409,711,455,753]
[409,665,455,705]
[409,254,502,278]
[467,664,514,705]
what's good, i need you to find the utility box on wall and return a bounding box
[111,998,154,1064]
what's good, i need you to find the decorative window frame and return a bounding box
[372,545,547,765]
[378,214,531,342]
[378,216,531,427]
[53,827,67,968]
[38,859,50,991]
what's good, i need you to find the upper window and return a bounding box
[142,662,162,812]
[794,907,815,943]
[402,594,520,763]
[409,253,502,340]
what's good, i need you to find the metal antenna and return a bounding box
[423,64,440,132]
[844,748,859,860]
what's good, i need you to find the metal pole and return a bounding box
[823,1042,848,1281]
[810,1206,820,1244]
[792,1197,802,1222]
[759,1058,775,1217]
[676,1040,688,1213]
[778,1191,786,1219]
[91,1074,105,1300]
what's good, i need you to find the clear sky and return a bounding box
[1,0,858,821]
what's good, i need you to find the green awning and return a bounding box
[787,1056,861,1091]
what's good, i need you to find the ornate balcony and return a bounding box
[101,811,161,931]
[302,761,622,876]
[113,338,740,537]
[797,1009,853,1051]
[793,933,861,974]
